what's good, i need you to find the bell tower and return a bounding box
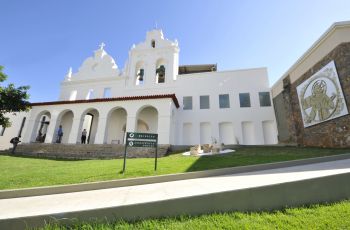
[126,29,179,88]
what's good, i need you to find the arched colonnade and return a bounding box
[24,102,169,145]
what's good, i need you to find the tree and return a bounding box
[0,65,31,128]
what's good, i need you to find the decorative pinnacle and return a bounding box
[66,67,72,80]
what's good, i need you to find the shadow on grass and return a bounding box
[184,146,350,173]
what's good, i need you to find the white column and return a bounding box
[158,115,171,144]
[94,116,108,144]
[145,61,156,86]
[44,115,58,143]
[22,118,36,143]
[126,115,137,133]
[68,118,82,144]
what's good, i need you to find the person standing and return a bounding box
[81,129,87,144]
[56,125,63,143]
[10,136,21,154]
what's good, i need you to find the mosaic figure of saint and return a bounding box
[301,80,336,123]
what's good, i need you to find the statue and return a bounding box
[202,144,212,153]
[190,144,201,155]
[211,137,221,154]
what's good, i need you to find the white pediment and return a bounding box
[67,46,120,81]
[132,29,178,51]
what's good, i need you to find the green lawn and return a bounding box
[1,146,350,190]
[41,200,350,230]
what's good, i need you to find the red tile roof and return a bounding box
[30,94,180,108]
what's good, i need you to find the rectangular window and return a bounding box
[239,93,251,107]
[219,94,230,108]
[183,96,193,110]
[200,95,210,109]
[0,126,5,136]
[259,92,272,107]
[103,88,111,98]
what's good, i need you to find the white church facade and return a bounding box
[0,30,278,150]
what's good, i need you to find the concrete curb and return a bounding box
[1,172,350,229]
[1,153,350,199]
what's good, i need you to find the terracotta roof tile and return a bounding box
[31,94,180,108]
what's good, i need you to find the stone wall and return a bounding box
[273,42,350,147]
[11,143,170,159]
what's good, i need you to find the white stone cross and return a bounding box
[99,42,105,50]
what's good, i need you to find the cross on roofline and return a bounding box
[99,42,105,50]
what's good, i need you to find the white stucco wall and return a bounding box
[0,29,278,150]
[0,112,29,150]
[173,68,276,145]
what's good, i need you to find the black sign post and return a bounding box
[122,132,158,174]
[122,141,127,173]
[154,136,158,171]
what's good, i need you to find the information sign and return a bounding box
[122,132,159,173]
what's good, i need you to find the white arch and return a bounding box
[31,110,51,142]
[136,105,158,133]
[54,109,74,144]
[78,108,100,144]
[106,107,127,144]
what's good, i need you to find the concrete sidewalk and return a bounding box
[1,159,350,229]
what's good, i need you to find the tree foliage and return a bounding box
[0,66,31,127]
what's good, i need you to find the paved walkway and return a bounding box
[1,159,350,220]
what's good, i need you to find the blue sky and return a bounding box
[1,0,350,102]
